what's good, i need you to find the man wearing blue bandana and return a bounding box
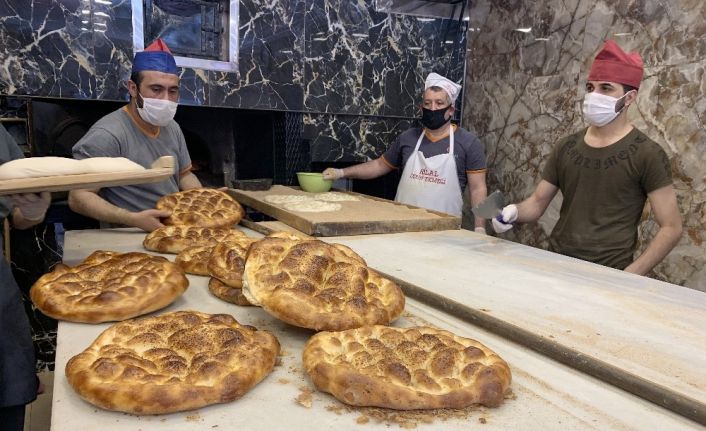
[69,39,202,232]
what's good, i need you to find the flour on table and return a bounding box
[283,200,342,212]
[313,192,360,202]
[264,195,316,205]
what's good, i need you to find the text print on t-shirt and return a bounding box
[563,139,638,170]
[409,168,447,185]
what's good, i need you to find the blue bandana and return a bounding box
[132,51,179,75]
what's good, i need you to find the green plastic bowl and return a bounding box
[297,172,333,193]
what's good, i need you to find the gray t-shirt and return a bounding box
[382,126,486,190]
[0,124,25,219]
[72,107,192,212]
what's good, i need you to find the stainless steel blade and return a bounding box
[471,190,505,219]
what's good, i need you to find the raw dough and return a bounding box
[80,157,145,174]
[0,157,144,180]
[313,192,360,202]
[264,194,315,205]
[0,157,83,180]
[283,200,342,212]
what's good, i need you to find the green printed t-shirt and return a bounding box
[542,127,672,269]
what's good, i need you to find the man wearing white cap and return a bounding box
[323,73,488,231]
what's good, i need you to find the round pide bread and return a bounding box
[30,251,188,323]
[242,237,404,331]
[206,236,258,288]
[175,245,214,276]
[65,311,280,415]
[303,325,512,409]
[208,277,252,306]
[143,226,247,254]
[156,188,245,228]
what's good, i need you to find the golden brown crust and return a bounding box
[156,189,245,228]
[242,237,403,331]
[206,236,258,288]
[303,326,511,410]
[66,311,279,414]
[263,231,366,266]
[265,231,314,241]
[175,245,214,276]
[143,226,246,254]
[208,277,252,306]
[30,251,188,323]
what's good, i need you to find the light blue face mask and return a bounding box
[582,91,633,127]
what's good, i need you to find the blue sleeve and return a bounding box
[174,126,192,174]
[464,134,487,171]
[0,125,24,218]
[0,124,24,161]
[381,134,403,168]
[72,127,122,160]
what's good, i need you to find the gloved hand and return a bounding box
[491,204,518,234]
[11,192,51,221]
[322,168,345,181]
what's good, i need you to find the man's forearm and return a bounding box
[469,185,487,228]
[179,172,202,190]
[624,226,682,275]
[343,159,391,180]
[68,190,133,226]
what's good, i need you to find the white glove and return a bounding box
[11,192,51,221]
[474,227,486,235]
[491,204,518,234]
[322,168,345,181]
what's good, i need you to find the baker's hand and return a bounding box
[474,227,487,235]
[322,168,344,181]
[491,204,518,234]
[127,209,170,232]
[11,192,51,221]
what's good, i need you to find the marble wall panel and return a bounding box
[208,0,305,110]
[463,0,706,288]
[303,0,391,115]
[92,0,133,101]
[306,112,413,162]
[0,0,95,98]
[0,1,465,121]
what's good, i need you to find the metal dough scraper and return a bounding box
[471,190,506,220]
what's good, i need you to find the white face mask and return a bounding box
[582,91,632,127]
[136,94,178,127]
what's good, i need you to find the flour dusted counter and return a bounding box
[327,229,706,424]
[50,228,702,430]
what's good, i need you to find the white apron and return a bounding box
[395,125,463,216]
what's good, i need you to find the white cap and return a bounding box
[424,72,462,104]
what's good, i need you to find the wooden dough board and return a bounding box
[229,185,460,236]
[0,156,174,195]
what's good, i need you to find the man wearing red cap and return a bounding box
[69,39,202,232]
[492,40,682,275]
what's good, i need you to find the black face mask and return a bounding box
[421,106,451,130]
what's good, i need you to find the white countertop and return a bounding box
[51,228,703,430]
[329,230,706,407]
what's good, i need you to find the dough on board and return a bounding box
[0,157,83,180]
[0,157,145,180]
[283,200,342,212]
[264,194,315,205]
[80,157,145,174]
[313,192,360,202]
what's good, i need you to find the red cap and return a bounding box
[144,38,172,54]
[588,40,643,88]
